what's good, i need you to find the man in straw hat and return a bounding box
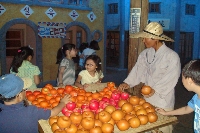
[119,22,181,133]
[0,74,71,133]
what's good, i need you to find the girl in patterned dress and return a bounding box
[56,43,77,87]
[10,46,41,90]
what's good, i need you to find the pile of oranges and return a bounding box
[26,84,67,109]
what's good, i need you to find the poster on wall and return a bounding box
[38,22,66,38]
[129,8,141,34]
[0,4,6,16]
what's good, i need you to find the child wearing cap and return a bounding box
[156,60,200,133]
[0,74,70,133]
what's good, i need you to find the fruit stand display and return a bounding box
[26,83,178,133]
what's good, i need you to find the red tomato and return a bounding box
[41,87,50,95]
[33,91,41,96]
[26,91,32,97]
[57,88,64,94]
[65,85,73,93]
[27,94,36,102]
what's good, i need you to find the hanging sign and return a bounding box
[129,8,141,34]
[0,4,6,16]
[38,22,66,38]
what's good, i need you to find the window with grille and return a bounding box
[149,2,161,13]
[108,3,118,14]
[179,32,193,63]
[185,4,195,15]
[6,30,24,57]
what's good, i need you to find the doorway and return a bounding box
[5,24,36,73]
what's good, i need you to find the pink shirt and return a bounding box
[124,43,181,109]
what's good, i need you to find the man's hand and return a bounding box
[118,83,130,91]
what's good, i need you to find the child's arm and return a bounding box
[50,95,71,117]
[75,75,83,88]
[96,78,103,84]
[156,105,194,116]
[57,67,65,87]
[34,75,40,85]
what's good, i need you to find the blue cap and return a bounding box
[0,74,27,98]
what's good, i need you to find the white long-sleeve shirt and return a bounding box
[124,43,181,109]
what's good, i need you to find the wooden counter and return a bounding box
[38,113,178,133]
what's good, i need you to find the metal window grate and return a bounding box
[185,4,195,15]
[149,2,161,14]
[108,3,118,14]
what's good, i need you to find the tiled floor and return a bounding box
[102,68,194,133]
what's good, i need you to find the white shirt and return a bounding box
[79,70,104,85]
[124,43,181,109]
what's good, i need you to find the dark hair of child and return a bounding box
[79,42,89,53]
[56,43,76,64]
[0,94,28,110]
[89,40,100,50]
[182,59,200,86]
[10,46,34,73]
[85,55,102,73]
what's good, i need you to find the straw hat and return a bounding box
[130,22,174,42]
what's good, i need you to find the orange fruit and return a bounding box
[45,94,53,101]
[87,96,93,101]
[70,91,77,96]
[71,96,77,102]
[55,96,61,102]
[105,91,112,96]
[32,100,39,105]
[79,89,86,93]
[52,102,59,108]
[37,97,46,103]
[85,92,92,97]
[103,87,110,92]
[50,89,57,95]
[45,84,53,90]
[92,93,100,99]
[99,91,105,96]
[39,101,49,108]
[77,95,85,101]
[36,94,45,99]
[49,98,56,104]
[104,94,111,98]
[78,92,85,96]
[57,88,64,94]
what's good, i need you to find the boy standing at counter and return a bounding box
[0,74,70,133]
[156,59,200,133]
